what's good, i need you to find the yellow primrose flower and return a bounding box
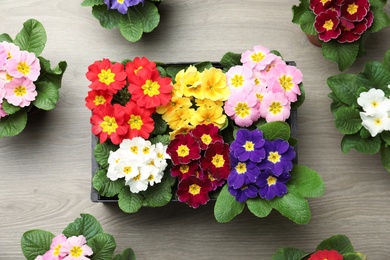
[195,98,223,109]
[169,124,195,140]
[167,107,195,130]
[190,106,226,128]
[174,65,203,99]
[201,67,230,101]
[156,96,192,121]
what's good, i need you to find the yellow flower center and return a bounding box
[69,246,83,257]
[7,51,12,59]
[244,141,254,151]
[189,184,201,195]
[53,244,61,256]
[5,73,13,81]
[180,165,189,174]
[320,0,331,5]
[269,101,283,115]
[212,154,225,168]
[143,147,150,154]
[100,116,118,135]
[323,19,334,31]
[267,176,277,186]
[235,162,247,174]
[231,74,244,88]
[347,3,358,14]
[157,152,164,159]
[142,80,160,97]
[201,134,212,145]
[93,95,106,106]
[278,75,294,91]
[148,174,154,181]
[13,85,27,97]
[133,173,141,181]
[371,101,378,108]
[98,69,115,85]
[16,61,30,75]
[251,52,265,62]
[130,146,138,154]
[268,151,281,163]
[177,145,190,157]
[375,118,382,125]
[124,166,132,174]
[234,102,250,118]
[256,93,264,102]
[128,114,143,130]
[254,78,260,85]
[118,0,124,4]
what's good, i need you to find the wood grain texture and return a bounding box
[1,0,390,259]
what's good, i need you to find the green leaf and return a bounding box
[150,134,170,145]
[92,5,123,29]
[88,233,116,260]
[291,83,305,110]
[119,9,143,42]
[268,191,311,225]
[14,19,47,56]
[118,187,144,213]
[272,247,308,260]
[288,165,325,198]
[220,52,242,70]
[327,74,360,107]
[369,6,390,33]
[299,11,317,35]
[131,1,160,33]
[334,107,362,135]
[0,109,28,137]
[82,0,104,6]
[32,81,59,110]
[343,253,366,260]
[21,230,54,260]
[0,33,13,42]
[62,213,104,240]
[142,175,175,207]
[93,169,124,197]
[357,61,390,96]
[292,0,310,24]
[383,49,390,71]
[359,127,371,139]
[322,41,359,71]
[316,234,354,254]
[94,141,118,168]
[1,99,21,115]
[258,121,291,141]
[288,137,298,147]
[150,113,167,135]
[341,133,382,154]
[37,57,67,89]
[246,197,272,218]
[381,131,390,146]
[380,145,390,173]
[166,65,188,82]
[270,50,283,59]
[195,61,213,72]
[214,184,245,222]
[113,248,137,260]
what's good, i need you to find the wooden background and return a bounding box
[1,1,390,259]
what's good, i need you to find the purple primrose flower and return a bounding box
[258,139,295,176]
[256,168,290,200]
[228,156,259,189]
[228,181,259,203]
[230,129,265,162]
[105,0,144,14]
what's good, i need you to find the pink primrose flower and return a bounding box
[60,235,93,260]
[0,103,8,118]
[42,234,67,260]
[259,92,291,122]
[4,77,37,107]
[1,42,20,61]
[267,64,302,102]
[249,84,270,105]
[224,91,261,127]
[240,45,275,71]
[0,44,7,70]
[6,50,40,81]
[225,65,254,93]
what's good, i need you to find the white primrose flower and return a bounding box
[125,167,150,193]
[107,149,128,181]
[116,158,142,182]
[360,111,390,137]
[357,88,390,115]
[141,164,162,186]
[119,137,146,159]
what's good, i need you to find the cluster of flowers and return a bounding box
[106,137,170,193]
[166,124,230,208]
[35,234,92,260]
[86,57,172,145]
[156,65,229,138]
[357,88,390,137]
[0,41,40,118]
[311,0,373,43]
[103,0,144,14]
[308,249,343,260]
[224,45,302,126]
[227,129,296,202]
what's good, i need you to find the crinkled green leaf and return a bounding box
[142,175,175,207]
[343,253,366,260]
[94,141,118,168]
[214,184,245,223]
[246,197,272,218]
[272,247,308,260]
[357,61,390,96]
[0,33,13,42]
[271,50,283,58]
[14,19,47,56]
[322,41,359,71]
[1,99,21,115]
[327,74,360,107]
[92,5,123,29]
[258,121,290,141]
[195,61,213,72]
[292,0,310,24]
[268,191,311,225]
[334,106,362,135]
[341,133,382,154]
[93,169,124,197]
[384,49,390,70]
[112,248,137,260]
[359,127,371,139]
[380,145,390,173]
[150,113,167,135]
[131,1,160,33]
[88,233,116,260]
[21,230,54,260]
[62,213,104,240]
[118,187,144,213]
[33,81,59,110]
[368,6,390,33]
[82,0,104,6]
[0,109,28,137]
[316,234,354,254]
[119,9,143,42]
[220,52,242,70]
[37,57,67,89]
[299,11,316,35]
[288,165,325,198]
[149,134,170,145]
[381,131,390,146]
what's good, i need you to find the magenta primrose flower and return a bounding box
[4,78,37,107]
[314,9,342,42]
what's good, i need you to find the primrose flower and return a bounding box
[156,96,192,121]
[360,111,390,137]
[256,168,290,200]
[308,249,343,260]
[224,91,261,127]
[259,139,296,176]
[174,65,203,98]
[268,64,302,102]
[201,67,230,101]
[250,84,270,105]
[6,50,40,81]
[310,0,341,15]
[241,45,275,71]
[190,124,223,150]
[125,166,150,193]
[340,0,369,22]
[167,133,201,165]
[4,78,37,107]
[85,90,113,110]
[228,156,260,189]
[0,44,7,70]
[259,92,291,122]
[0,103,7,119]
[190,105,227,129]
[126,56,156,83]
[60,235,93,260]
[106,0,144,15]
[176,176,213,209]
[225,65,254,93]
[166,107,195,130]
[230,129,266,163]
[338,11,373,43]
[171,161,200,181]
[42,234,67,260]
[107,149,131,181]
[314,9,341,42]
[200,141,231,180]
[228,182,259,203]
[124,101,154,139]
[357,88,390,115]
[1,42,20,61]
